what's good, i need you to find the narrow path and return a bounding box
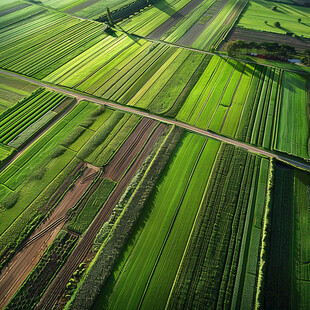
[0,69,309,172]
[0,164,99,309]
[36,123,166,310]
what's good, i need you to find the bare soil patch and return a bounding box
[0,164,99,309]
[36,120,166,310]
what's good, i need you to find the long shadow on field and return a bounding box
[116,25,142,45]
[90,133,187,309]
[152,0,177,16]
[105,28,119,37]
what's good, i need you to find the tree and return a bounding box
[274,21,280,28]
[265,20,268,24]
[107,7,114,26]
[271,5,277,10]
[298,18,302,23]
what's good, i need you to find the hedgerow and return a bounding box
[65,125,183,310]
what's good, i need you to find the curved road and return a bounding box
[1,69,309,172]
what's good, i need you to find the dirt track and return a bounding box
[103,118,157,181]
[0,69,309,172]
[36,121,166,310]
[0,164,99,309]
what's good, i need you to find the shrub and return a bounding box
[61,127,86,148]
[274,21,280,28]
[49,145,66,159]
[271,5,277,10]
[0,191,20,209]
[28,167,47,181]
[65,126,184,310]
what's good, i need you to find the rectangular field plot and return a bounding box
[90,140,270,310]
[177,55,310,160]
[261,165,310,309]
[0,99,156,268]
[237,0,310,38]
[275,71,309,159]
[0,73,39,113]
[0,89,70,147]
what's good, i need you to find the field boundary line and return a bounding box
[0,69,309,172]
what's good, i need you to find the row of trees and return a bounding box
[226,40,297,59]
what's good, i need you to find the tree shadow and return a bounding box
[104,28,119,37]
[115,25,142,46]
[151,0,177,16]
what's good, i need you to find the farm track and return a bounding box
[103,118,157,181]
[0,69,309,172]
[36,123,166,310]
[0,164,98,309]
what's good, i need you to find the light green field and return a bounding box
[238,0,310,38]
[0,73,39,113]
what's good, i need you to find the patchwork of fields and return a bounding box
[237,0,310,38]
[0,0,309,309]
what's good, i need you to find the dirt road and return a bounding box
[0,69,309,172]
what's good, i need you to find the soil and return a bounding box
[64,0,102,14]
[0,3,30,17]
[0,164,99,309]
[103,117,158,181]
[36,120,166,310]
[176,0,228,46]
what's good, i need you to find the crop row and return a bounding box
[177,55,309,160]
[0,10,105,79]
[0,100,146,267]
[44,39,208,116]
[275,71,309,159]
[66,179,116,235]
[0,89,67,145]
[6,231,78,310]
[167,145,268,309]
[192,0,249,50]
[293,169,310,309]
[66,125,183,310]
[263,163,293,309]
[95,134,220,309]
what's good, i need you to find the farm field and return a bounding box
[87,140,270,310]
[260,164,310,309]
[0,99,157,271]
[0,0,309,309]
[237,0,310,38]
[177,56,310,160]
[0,73,39,113]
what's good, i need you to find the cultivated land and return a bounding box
[0,0,309,310]
[237,0,310,38]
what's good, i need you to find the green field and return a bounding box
[0,100,149,260]
[238,0,310,38]
[0,73,39,113]
[91,139,270,310]
[0,1,309,309]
